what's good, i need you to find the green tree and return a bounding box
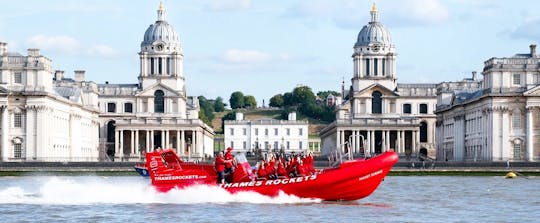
[292,86,316,105]
[221,111,236,133]
[229,91,245,109]
[283,92,294,106]
[214,96,226,112]
[269,94,284,107]
[317,90,340,100]
[198,96,214,125]
[244,95,257,108]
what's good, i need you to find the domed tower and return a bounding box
[139,2,185,94]
[351,3,397,92]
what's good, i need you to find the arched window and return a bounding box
[154,90,165,113]
[372,91,382,114]
[420,122,428,142]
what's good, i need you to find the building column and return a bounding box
[336,130,341,152]
[135,130,139,155]
[340,130,345,153]
[150,130,155,151]
[146,130,150,153]
[527,107,534,161]
[0,107,8,161]
[400,130,405,154]
[176,130,181,153]
[161,130,165,148]
[130,130,135,155]
[119,130,124,159]
[180,130,185,155]
[412,130,417,155]
[370,131,375,154]
[165,130,170,149]
[192,130,197,155]
[115,130,120,157]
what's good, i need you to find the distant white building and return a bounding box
[436,45,540,161]
[320,4,437,159]
[224,112,308,155]
[0,44,100,161]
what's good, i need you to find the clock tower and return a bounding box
[351,3,397,92]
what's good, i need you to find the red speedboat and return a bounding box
[145,149,398,201]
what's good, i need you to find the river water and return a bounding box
[0,175,538,223]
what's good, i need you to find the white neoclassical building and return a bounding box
[320,4,437,159]
[224,112,308,155]
[0,2,213,162]
[97,3,214,161]
[436,45,540,161]
[0,44,100,161]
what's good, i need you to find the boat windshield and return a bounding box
[235,153,247,163]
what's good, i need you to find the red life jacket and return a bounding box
[215,156,225,172]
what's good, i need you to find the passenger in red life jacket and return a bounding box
[266,155,276,179]
[296,159,308,177]
[276,159,288,178]
[214,152,226,184]
[257,160,267,180]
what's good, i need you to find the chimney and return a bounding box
[54,70,65,81]
[530,44,537,57]
[472,71,477,81]
[27,48,40,57]
[74,70,85,82]
[235,112,244,121]
[0,42,6,55]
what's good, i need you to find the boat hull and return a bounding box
[146,149,398,201]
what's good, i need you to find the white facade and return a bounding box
[320,4,437,159]
[98,3,214,161]
[0,45,100,161]
[436,45,540,161]
[224,112,308,154]
[0,3,214,162]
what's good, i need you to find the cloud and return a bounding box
[508,17,540,40]
[26,35,81,54]
[25,34,118,58]
[87,44,118,57]
[284,0,450,29]
[223,49,272,63]
[206,0,251,11]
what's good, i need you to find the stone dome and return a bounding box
[354,4,392,47]
[140,2,181,49]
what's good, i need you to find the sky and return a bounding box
[1,0,539,106]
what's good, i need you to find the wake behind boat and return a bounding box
[144,148,398,201]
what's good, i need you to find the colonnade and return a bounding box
[114,129,198,159]
[335,129,419,155]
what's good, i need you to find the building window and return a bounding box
[299,128,303,136]
[230,128,234,136]
[154,90,165,113]
[419,104,428,114]
[512,113,521,129]
[365,59,370,76]
[286,128,290,136]
[14,113,22,128]
[274,128,278,136]
[274,141,278,150]
[264,141,269,150]
[287,141,290,150]
[166,58,171,74]
[374,58,378,76]
[420,122,428,142]
[158,58,163,74]
[265,128,268,136]
[382,58,386,76]
[299,141,303,149]
[513,74,520,85]
[243,128,247,135]
[372,91,382,114]
[255,128,258,135]
[124,103,133,113]
[403,103,412,114]
[243,141,247,149]
[230,141,234,148]
[513,143,523,159]
[14,72,22,84]
[150,58,155,74]
[107,103,116,113]
[14,143,22,158]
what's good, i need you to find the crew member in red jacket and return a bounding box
[214,152,226,184]
[224,147,235,175]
